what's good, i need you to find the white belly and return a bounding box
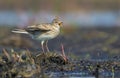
[37,35,56,41]
[34,31,59,41]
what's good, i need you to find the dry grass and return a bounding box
[0,49,69,78]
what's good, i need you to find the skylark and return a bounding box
[12,17,63,52]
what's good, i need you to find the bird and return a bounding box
[12,17,63,52]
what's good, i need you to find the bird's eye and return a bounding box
[55,22,58,23]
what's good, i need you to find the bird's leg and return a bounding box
[45,40,50,52]
[41,41,45,52]
[61,44,67,61]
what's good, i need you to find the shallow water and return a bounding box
[0,11,119,26]
[44,70,120,78]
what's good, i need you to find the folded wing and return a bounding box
[25,24,52,35]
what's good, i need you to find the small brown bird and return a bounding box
[12,17,63,52]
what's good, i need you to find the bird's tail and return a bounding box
[12,29,29,34]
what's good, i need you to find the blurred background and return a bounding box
[0,0,120,59]
[0,0,120,26]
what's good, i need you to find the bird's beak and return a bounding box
[59,22,63,27]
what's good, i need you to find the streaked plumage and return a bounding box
[12,17,63,52]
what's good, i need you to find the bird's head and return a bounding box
[52,16,63,27]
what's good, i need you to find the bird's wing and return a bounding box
[25,24,52,35]
[26,23,52,32]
